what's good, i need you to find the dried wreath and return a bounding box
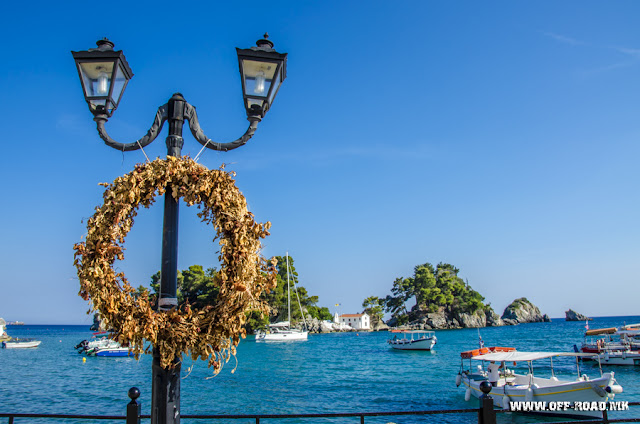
[73,156,277,373]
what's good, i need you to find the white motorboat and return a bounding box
[76,332,123,354]
[387,330,437,350]
[577,326,640,365]
[2,338,41,349]
[596,349,640,366]
[457,347,623,419]
[256,253,308,342]
[87,347,133,357]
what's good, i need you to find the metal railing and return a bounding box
[1,388,639,424]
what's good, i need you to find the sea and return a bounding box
[2,316,639,424]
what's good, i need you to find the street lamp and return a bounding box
[72,34,287,424]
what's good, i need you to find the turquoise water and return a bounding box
[2,317,639,423]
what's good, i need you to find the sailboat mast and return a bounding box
[286,252,291,326]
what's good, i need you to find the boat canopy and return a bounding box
[585,327,617,336]
[617,329,640,336]
[390,330,435,334]
[269,321,290,328]
[471,351,597,362]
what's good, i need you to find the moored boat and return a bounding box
[87,346,133,357]
[387,330,437,351]
[577,325,640,365]
[2,338,41,349]
[256,253,308,342]
[457,347,623,418]
[75,332,132,357]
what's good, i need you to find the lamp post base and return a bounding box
[151,349,181,424]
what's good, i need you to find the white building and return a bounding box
[335,313,370,330]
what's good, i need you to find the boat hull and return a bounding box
[2,340,41,349]
[256,331,308,342]
[388,337,436,351]
[599,352,640,366]
[91,348,133,357]
[462,373,618,418]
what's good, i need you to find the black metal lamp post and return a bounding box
[72,34,287,424]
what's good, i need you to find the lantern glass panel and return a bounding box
[79,61,115,98]
[242,59,277,97]
[111,63,128,106]
[267,69,282,105]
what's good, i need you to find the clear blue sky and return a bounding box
[1,1,639,324]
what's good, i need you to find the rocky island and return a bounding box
[501,297,551,325]
[565,309,591,321]
[362,261,552,330]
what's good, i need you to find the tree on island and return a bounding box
[374,261,489,325]
[139,255,332,333]
[362,296,385,326]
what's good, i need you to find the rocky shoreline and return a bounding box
[298,297,555,333]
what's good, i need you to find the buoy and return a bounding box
[525,387,533,402]
[464,387,471,401]
[455,373,462,387]
[82,357,86,363]
[502,394,510,410]
[606,384,623,394]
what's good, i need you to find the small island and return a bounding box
[565,309,591,321]
[363,261,551,330]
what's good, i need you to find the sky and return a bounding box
[1,1,639,325]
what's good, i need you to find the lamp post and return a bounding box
[72,34,287,424]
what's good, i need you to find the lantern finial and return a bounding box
[256,34,274,50]
[96,38,115,51]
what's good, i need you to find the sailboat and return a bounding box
[256,253,308,342]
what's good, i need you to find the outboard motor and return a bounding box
[75,340,88,353]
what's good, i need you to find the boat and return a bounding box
[457,347,623,418]
[256,253,308,342]
[387,330,437,350]
[2,338,41,349]
[576,325,640,365]
[87,346,133,357]
[596,349,640,366]
[75,332,131,357]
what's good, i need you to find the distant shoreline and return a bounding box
[13,315,640,327]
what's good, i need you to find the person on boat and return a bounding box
[488,361,502,387]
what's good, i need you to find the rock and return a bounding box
[304,317,321,333]
[485,309,505,327]
[501,298,550,324]
[372,320,390,331]
[424,312,450,329]
[454,310,487,328]
[319,320,335,333]
[565,309,591,321]
[387,305,507,330]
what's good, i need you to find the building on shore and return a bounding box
[334,313,370,330]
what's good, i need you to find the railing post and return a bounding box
[602,409,609,424]
[127,387,141,424]
[478,381,497,424]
